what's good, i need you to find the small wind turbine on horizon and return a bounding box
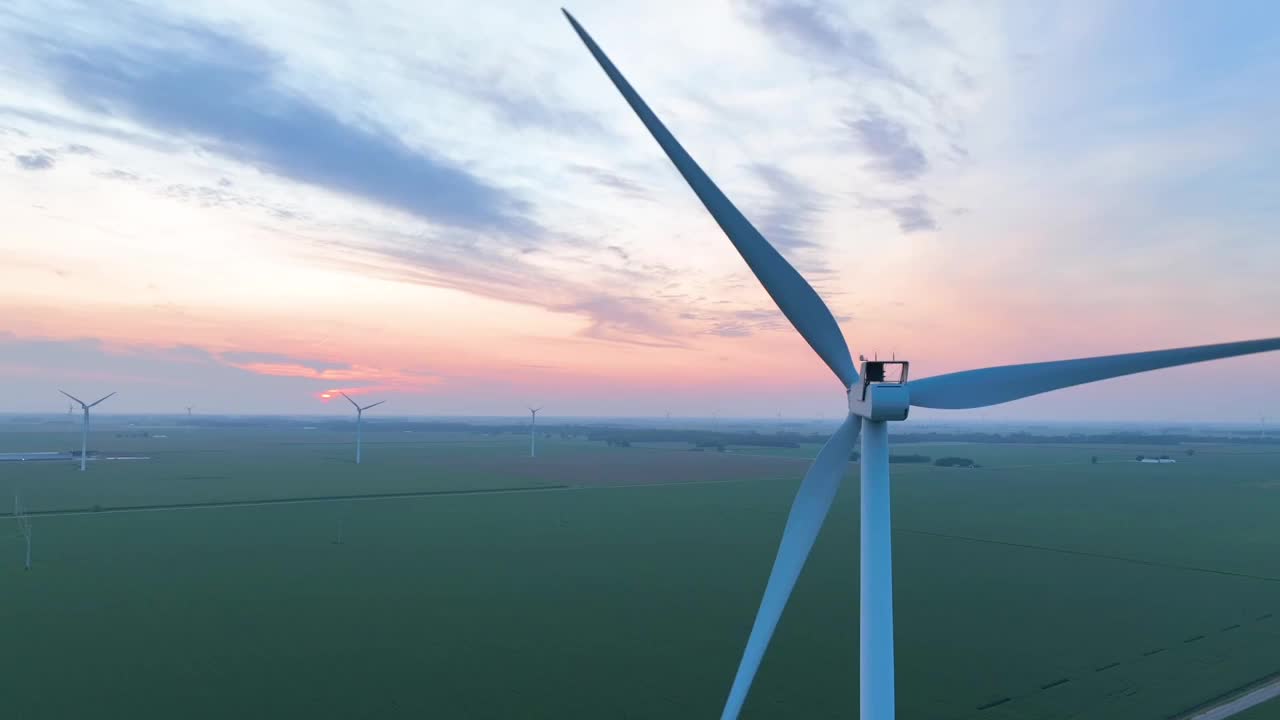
[528,407,542,458]
[59,390,115,472]
[561,10,1280,719]
[185,405,193,417]
[341,392,385,465]
[14,492,31,570]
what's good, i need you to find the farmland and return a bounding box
[3,418,1280,719]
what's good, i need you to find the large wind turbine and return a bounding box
[59,390,115,472]
[561,11,1280,720]
[340,392,385,465]
[528,407,542,458]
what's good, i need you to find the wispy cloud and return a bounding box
[892,202,936,233]
[14,151,54,170]
[24,21,538,235]
[308,228,691,347]
[737,0,892,77]
[425,62,606,136]
[846,106,928,182]
[217,351,351,374]
[749,163,822,252]
[568,163,652,201]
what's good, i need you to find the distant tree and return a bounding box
[889,454,932,464]
[1136,455,1145,461]
[1091,456,1098,464]
[1186,449,1195,456]
[934,457,976,468]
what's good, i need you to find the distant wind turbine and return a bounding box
[562,10,1280,719]
[59,390,115,472]
[529,407,542,458]
[340,392,385,465]
[185,405,193,417]
[14,492,31,570]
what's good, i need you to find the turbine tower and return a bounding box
[561,11,1280,719]
[185,405,193,418]
[59,390,115,472]
[528,407,542,458]
[340,392,385,465]
[14,492,31,570]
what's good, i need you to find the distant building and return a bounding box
[1139,458,1176,464]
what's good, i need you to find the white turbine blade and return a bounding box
[59,390,86,408]
[340,392,360,410]
[721,414,860,719]
[562,10,859,390]
[87,391,116,408]
[360,400,386,411]
[910,337,1280,409]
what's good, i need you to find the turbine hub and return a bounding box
[848,360,910,421]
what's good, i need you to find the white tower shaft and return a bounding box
[860,418,895,720]
[79,409,89,472]
[529,409,539,458]
[356,409,363,465]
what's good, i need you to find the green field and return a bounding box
[4,421,1280,718]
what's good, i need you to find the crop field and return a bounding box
[3,420,1280,719]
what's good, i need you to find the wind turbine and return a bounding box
[340,392,385,465]
[59,390,115,472]
[14,492,31,570]
[561,11,1280,719]
[185,405,193,418]
[528,407,542,458]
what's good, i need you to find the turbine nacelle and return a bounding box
[848,360,911,421]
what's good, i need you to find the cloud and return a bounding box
[425,64,606,136]
[892,203,937,233]
[549,295,683,348]
[217,351,351,373]
[0,333,440,411]
[568,164,652,201]
[15,151,55,170]
[27,22,538,235]
[96,168,138,181]
[161,182,298,219]
[750,163,823,252]
[737,0,891,76]
[846,107,928,181]
[685,308,789,339]
[309,230,687,347]
[0,104,175,149]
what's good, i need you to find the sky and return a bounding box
[1,0,1277,421]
